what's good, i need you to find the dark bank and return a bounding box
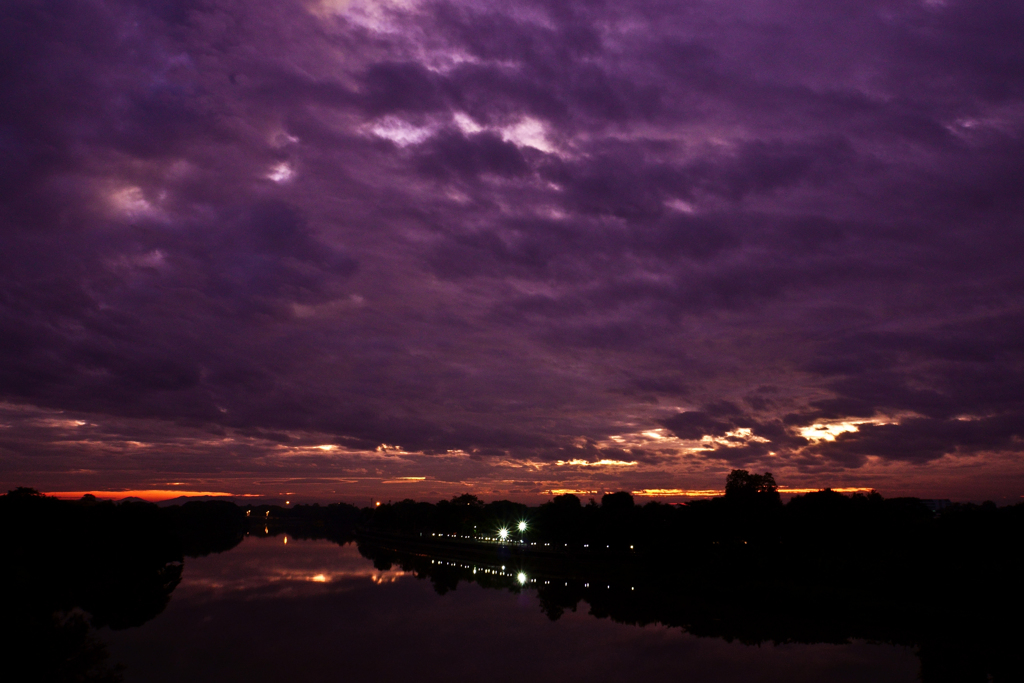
[3,472,1022,682]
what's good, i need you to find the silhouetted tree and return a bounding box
[6,485,42,497]
[546,493,582,511]
[601,491,635,512]
[724,470,780,502]
[538,494,583,542]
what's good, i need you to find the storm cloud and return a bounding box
[1,0,1023,500]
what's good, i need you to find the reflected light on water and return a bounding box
[103,536,923,683]
[372,571,404,585]
[177,537,409,596]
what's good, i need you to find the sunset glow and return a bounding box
[632,489,725,498]
[45,490,239,502]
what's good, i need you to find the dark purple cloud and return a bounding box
[1,0,1023,500]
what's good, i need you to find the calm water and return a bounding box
[101,535,920,682]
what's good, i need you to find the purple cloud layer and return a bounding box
[2,0,1023,499]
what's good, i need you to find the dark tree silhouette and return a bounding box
[724,469,780,502]
[601,491,635,512]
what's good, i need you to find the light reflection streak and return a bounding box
[371,570,404,584]
[184,564,409,594]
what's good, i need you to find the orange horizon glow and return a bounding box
[631,486,878,498]
[632,488,724,497]
[777,487,875,494]
[44,489,246,501]
[550,486,879,500]
[34,484,891,504]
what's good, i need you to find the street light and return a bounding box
[518,521,527,532]
[498,527,509,541]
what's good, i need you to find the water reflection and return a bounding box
[172,534,407,596]
[100,536,919,683]
[6,487,1018,683]
[355,534,1024,682]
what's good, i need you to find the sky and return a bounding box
[2,0,1023,504]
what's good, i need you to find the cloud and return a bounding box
[2,0,1024,498]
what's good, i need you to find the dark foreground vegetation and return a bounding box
[358,472,1024,682]
[2,488,249,681]
[3,472,1022,682]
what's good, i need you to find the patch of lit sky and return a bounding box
[108,185,163,219]
[266,162,295,183]
[555,459,639,468]
[369,112,559,155]
[798,418,896,442]
[368,116,435,146]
